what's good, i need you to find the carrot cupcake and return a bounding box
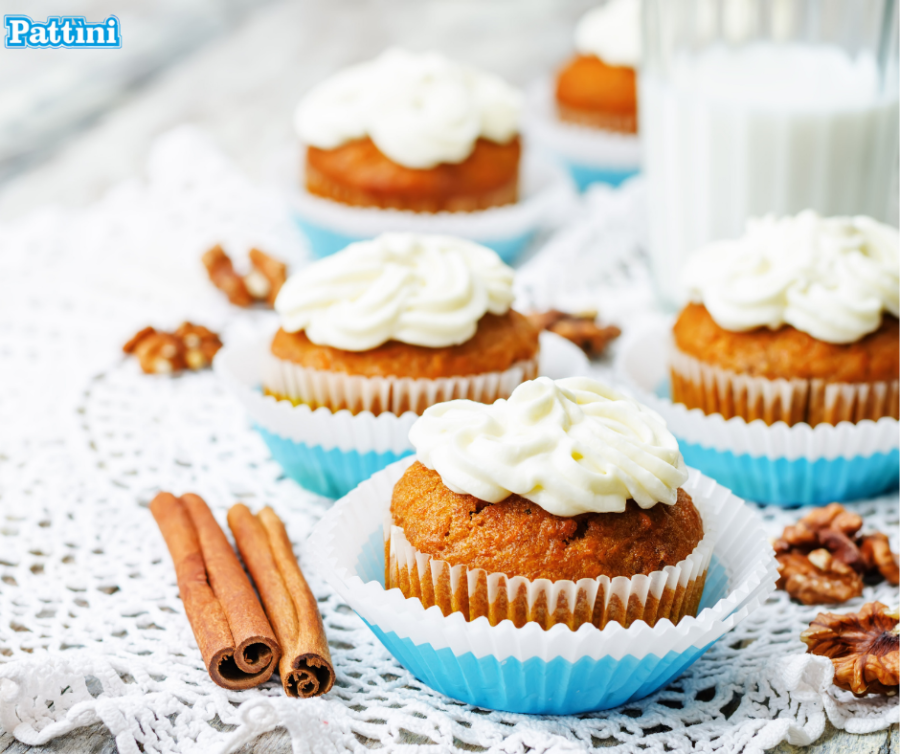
[387,376,713,631]
[674,211,899,427]
[524,0,641,189]
[294,49,522,214]
[266,232,539,417]
[309,382,778,713]
[556,0,641,134]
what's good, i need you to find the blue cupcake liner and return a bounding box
[564,162,640,191]
[616,326,900,507]
[309,459,778,715]
[293,215,536,264]
[679,443,899,507]
[255,424,412,499]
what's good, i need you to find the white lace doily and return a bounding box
[0,127,897,754]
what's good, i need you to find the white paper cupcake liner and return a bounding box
[385,508,713,631]
[262,352,539,416]
[524,78,642,171]
[616,324,900,506]
[670,346,899,426]
[287,147,576,262]
[307,456,777,713]
[215,331,589,498]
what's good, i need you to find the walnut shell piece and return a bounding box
[526,310,621,358]
[801,602,899,696]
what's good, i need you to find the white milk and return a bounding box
[640,43,899,308]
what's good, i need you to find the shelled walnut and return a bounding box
[774,503,899,605]
[801,602,899,696]
[527,310,621,358]
[123,323,222,375]
[202,245,286,308]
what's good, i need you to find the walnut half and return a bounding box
[202,245,286,308]
[774,503,899,605]
[123,323,222,375]
[801,602,899,696]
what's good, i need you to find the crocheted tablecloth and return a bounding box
[0,128,897,754]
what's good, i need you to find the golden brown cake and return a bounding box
[271,311,538,381]
[555,54,637,133]
[305,138,521,213]
[391,461,703,582]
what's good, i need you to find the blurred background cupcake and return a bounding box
[525,0,642,190]
[289,49,572,262]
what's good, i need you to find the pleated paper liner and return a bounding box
[615,324,900,505]
[261,352,539,417]
[306,456,778,714]
[385,510,713,632]
[670,346,900,427]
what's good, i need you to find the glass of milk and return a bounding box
[641,0,899,309]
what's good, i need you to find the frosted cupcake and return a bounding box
[386,376,713,630]
[674,212,899,426]
[290,49,570,261]
[525,0,641,189]
[556,0,640,134]
[264,233,539,417]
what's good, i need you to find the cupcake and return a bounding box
[307,377,778,713]
[674,212,899,427]
[387,376,713,631]
[295,49,522,213]
[555,0,641,134]
[290,50,571,262]
[265,233,539,417]
[524,0,641,190]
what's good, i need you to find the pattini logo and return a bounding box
[4,15,121,48]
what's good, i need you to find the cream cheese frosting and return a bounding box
[409,376,688,516]
[274,233,514,351]
[294,48,522,170]
[684,211,900,344]
[575,0,641,68]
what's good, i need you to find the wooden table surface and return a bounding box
[0,1,896,751]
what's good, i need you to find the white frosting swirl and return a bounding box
[294,48,522,170]
[684,211,900,344]
[274,233,514,351]
[409,376,688,516]
[575,0,641,68]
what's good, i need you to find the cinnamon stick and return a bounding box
[150,492,280,690]
[227,504,335,697]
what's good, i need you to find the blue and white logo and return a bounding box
[4,15,121,48]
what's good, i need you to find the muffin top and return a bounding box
[683,211,900,344]
[409,376,688,516]
[294,48,521,170]
[274,233,515,352]
[574,0,641,69]
[391,461,702,581]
